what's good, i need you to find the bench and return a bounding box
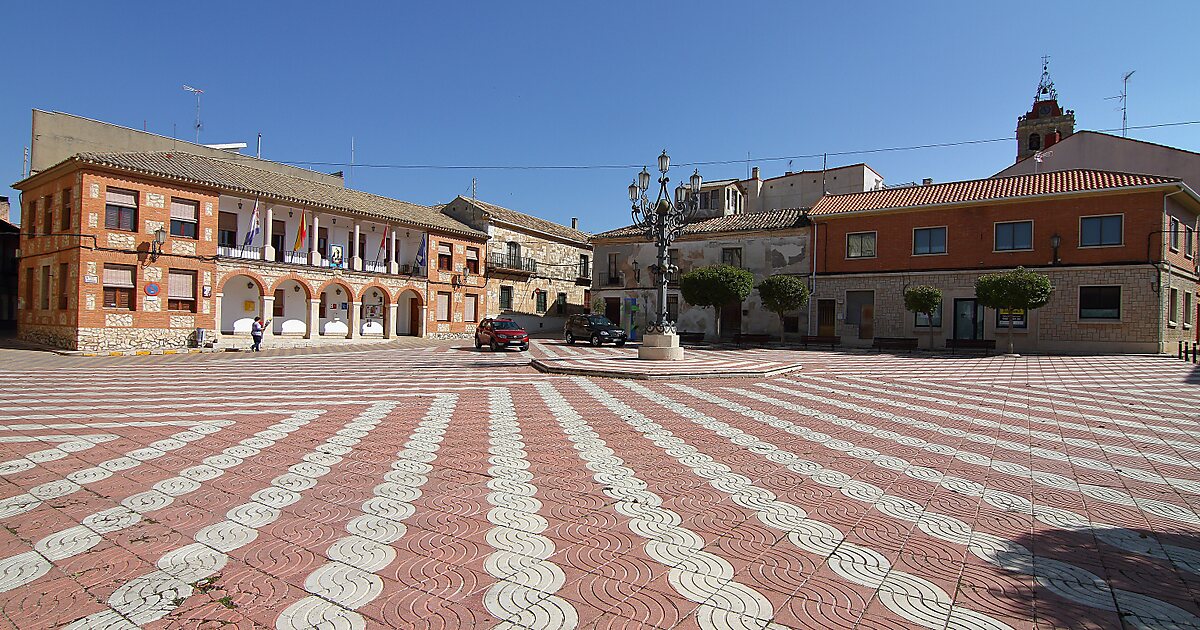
[800,335,841,350]
[733,333,773,345]
[946,338,997,354]
[872,337,919,353]
[678,331,706,343]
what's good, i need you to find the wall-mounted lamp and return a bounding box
[246,281,254,290]
[150,227,167,262]
[1050,233,1062,265]
[288,210,293,218]
[238,202,243,209]
[371,225,376,232]
[335,288,342,295]
[293,285,300,292]
[332,218,337,225]
[632,260,641,284]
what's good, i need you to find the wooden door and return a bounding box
[409,299,421,336]
[817,299,836,336]
[859,304,874,340]
[720,302,742,338]
[605,297,621,324]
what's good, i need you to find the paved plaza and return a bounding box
[0,342,1197,629]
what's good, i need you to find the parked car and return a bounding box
[475,318,529,351]
[564,314,628,347]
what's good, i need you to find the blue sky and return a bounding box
[3,1,1198,232]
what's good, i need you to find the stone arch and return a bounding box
[395,287,425,337]
[1028,132,1041,152]
[217,270,267,295]
[268,277,314,336]
[358,284,391,337]
[315,279,355,338]
[267,273,316,298]
[218,272,266,335]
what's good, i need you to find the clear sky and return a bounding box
[3,1,1198,232]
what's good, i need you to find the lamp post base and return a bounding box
[638,332,684,361]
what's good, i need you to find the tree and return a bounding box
[974,266,1054,355]
[591,296,605,315]
[679,264,754,338]
[903,285,943,350]
[757,275,811,342]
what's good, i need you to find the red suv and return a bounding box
[475,317,530,352]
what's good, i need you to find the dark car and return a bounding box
[475,317,529,351]
[565,314,628,347]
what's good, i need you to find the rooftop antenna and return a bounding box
[1106,70,1136,137]
[471,177,477,200]
[349,136,356,187]
[181,85,204,143]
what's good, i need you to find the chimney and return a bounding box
[1045,128,1061,149]
[751,166,760,180]
[571,217,578,230]
[922,178,934,186]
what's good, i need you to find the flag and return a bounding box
[293,213,308,251]
[414,234,427,268]
[243,198,261,247]
[376,225,389,261]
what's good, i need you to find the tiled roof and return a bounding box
[810,169,1179,216]
[60,152,487,238]
[455,196,591,244]
[594,208,810,240]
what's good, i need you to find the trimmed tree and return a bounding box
[974,266,1054,355]
[679,264,754,338]
[591,296,605,315]
[757,275,811,342]
[903,285,943,350]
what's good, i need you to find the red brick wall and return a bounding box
[425,235,487,335]
[17,170,81,345]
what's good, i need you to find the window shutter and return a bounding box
[438,243,452,255]
[465,295,476,322]
[437,293,450,320]
[105,189,136,207]
[466,248,478,260]
[218,211,238,231]
[167,271,195,298]
[103,266,135,288]
[170,199,198,220]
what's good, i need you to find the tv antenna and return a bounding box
[182,85,204,143]
[1105,70,1135,137]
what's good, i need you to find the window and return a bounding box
[39,266,50,310]
[167,269,197,312]
[506,241,521,266]
[436,292,451,321]
[667,295,679,322]
[102,264,136,310]
[273,289,285,317]
[556,292,567,316]
[60,188,72,231]
[499,285,513,310]
[57,263,69,310]
[1185,293,1194,326]
[42,196,53,236]
[1080,215,1123,247]
[1169,287,1179,325]
[606,253,620,286]
[1028,133,1041,151]
[995,308,1027,329]
[579,254,590,278]
[1170,217,1181,251]
[1079,286,1120,320]
[721,247,743,267]
[437,243,453,271]
[465,247,480,274]
[536,291,547,313]
[464,294,478,322]
[846,232,877,259]
[104,188,138,232]
[25,200,36,237]
[912,227,946,255]
[170,198,199,239]
[914,303,943,327]
[217,211,239,247]
[1187,227,1195,259]
[994,221,1033,251]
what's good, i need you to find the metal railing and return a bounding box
[217,245,262,260]
[599,271,623,287]
[487,252,538,273]
[281,250,308,265]
[363,260,387,273]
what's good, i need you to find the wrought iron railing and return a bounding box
[487,252,538,273]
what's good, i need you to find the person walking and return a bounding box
[250,316,267,352]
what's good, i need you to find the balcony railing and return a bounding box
[599,271,623,287]
[218,245,262,260]
[281,250,308,265]
[488,252,538,274]
[577,264,592,280]
[363,260,387,274]
[398,264,426,276]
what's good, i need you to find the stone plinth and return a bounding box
[638,333,684,361]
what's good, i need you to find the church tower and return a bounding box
[1015,57,1075,163]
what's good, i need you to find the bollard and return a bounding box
[1181,340,1186,359]
[1193,342,1198,364]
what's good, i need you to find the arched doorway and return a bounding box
[396,289,423,337]
[318,282,353,338]
[220,274,264,334]
[271,279,311,336]
[359,286,389,337]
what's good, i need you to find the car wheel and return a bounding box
[615,341,626,347]
[565,332,575,345]
[491,340,499,352]
[591,335,603,347]
[475,335,482,349]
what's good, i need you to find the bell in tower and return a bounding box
[1015,57,1076,163]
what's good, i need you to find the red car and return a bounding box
[475,317,529,352]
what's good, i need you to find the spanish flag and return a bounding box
[293,213,308,251]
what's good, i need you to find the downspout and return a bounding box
[1158,189,1186,353]
[809,220,819,335]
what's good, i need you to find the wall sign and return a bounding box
[144,283,160,296]
[997,308,1027,329]
[202,285,212,298]
[83,274,98,284]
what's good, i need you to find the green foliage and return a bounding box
[591,297,605,314]
[903,285,943,317]
[757,275,811,342]
[974,267,1053,311]
[679,265,754,309]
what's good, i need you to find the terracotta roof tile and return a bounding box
[455,196,590,244]
[66,151,486,238]
[810,169,1179,216]
[594,208,809,240]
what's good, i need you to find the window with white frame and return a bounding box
[994,221,1033,251]
[1187,226,1195,259]
[914,302,942,327]
[846,232,877,258]
[912,227,946,255]
[170,198,199,239]
[1079,285,1120,320]
[464,294,477,322]
[1170,217,1181,252]
[1169,287,1179,325]
[1080,215,1123,247]
[436,291,451,321]
[1185,292,1194,326]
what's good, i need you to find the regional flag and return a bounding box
[293,213,308,251]
[414,234,427,267]
[243,199,261,248]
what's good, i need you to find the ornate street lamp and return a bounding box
[628,150,701,360]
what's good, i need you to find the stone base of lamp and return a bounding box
[638,332,684,361]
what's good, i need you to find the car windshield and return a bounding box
[493,321,522,330]
[586,316,613,326]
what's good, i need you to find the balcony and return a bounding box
[598,271,624,287]
[576,264,592,286]
[280,250,308,265]
[218,245,262,260]
[488,252,537,275]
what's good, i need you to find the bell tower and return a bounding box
[1016,57,1075,163]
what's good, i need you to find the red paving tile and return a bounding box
[0,347,1197,628]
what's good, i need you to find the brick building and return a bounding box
[12,151,489,352]
[440,196,592,333]
[808,169,1200,353]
